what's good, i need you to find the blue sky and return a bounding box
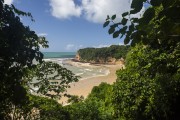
[4,0,145,52]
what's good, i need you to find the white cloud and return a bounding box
[20,17,23,21]
[65,44,84,51]
[38,33,48,37]
[49,0,82,19]
[49,0,145,23]
[77,45,84,49]
[93,44,110,48]
[119,42,124,45]
[66,44,75,50]
[82,0,131,23]
[93,43,126,48]
[4,0,13,5]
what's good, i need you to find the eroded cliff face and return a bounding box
[75,53,124,65]
[75,53,80,61]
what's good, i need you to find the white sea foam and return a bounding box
[85,68,92,71]
[43,59,51,61]
[43,58,110,80]
[75,72,84,76]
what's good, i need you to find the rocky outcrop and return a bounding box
[75,53,125,65]
[75,53,81,61]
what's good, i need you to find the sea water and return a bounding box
[43,52,109,80]
[43,52,76,59]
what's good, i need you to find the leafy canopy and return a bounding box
[78,45,129,63]
[104,0,180,119]
[0,1,78,119]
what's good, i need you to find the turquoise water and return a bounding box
[42,52,109,80]
[43,52,76,59]
[31,52,109,92]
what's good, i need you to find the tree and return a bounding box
[0,1,78,119]
[28,95,70,120]
[23,61,79,99]
[66,82,114,120]
[67,95,84,104]
[66,99,103,120]
[104,0,180,119]
[77,45,129,63]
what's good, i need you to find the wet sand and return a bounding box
[58,61,124,105]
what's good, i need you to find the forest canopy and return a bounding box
[0,1,78,119]
[77,45,130,63]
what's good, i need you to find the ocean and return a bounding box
[43,52,109,80]
[43,52,76,59]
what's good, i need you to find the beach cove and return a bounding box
[42,52,125,105]
[58,59,125,105]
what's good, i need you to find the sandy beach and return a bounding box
[58,60,124,105]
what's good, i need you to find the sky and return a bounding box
[4,0,144,52]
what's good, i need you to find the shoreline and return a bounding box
[58,60,124,105]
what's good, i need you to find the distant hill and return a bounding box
[75,45,130,64]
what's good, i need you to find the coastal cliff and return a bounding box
[75,45,129,65]
[75,53,124,65]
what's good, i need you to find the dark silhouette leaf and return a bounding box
[111,14,116,20]
[122,12,129,17]
[103,21,110,28]
[113,31,120,38]
[124,37,130,44]
[108,27,115,34]
[121,18,128,25]
[131,0,145,14]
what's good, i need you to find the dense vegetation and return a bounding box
[77,45,130,63]
[1,0,180,119]
[0,1,78,119]
[104,0,180,119]
[65,82,114,120]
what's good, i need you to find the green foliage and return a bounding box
[23,61,79,99]
[106,0,180,120]
[66,82,114,120]
[104,0,180,46]
[114,44,180,120]
[0,2,48,119]
[67,95,84,104]
[77,45,130,63]
[66,99,103,120]
[104,0,180,119]
[29,95,70,120]
[7,94,70,120]
[0,1,78,119]
[87,82,114,119]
